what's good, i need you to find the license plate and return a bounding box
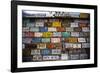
[64,43,73,48]
[78,38,86,42]
[52,32,61,37]
[34,32,42,37]
[25,44,37,48]
[52,21,61,27]
[47,43,55,49]
[69,54,79,60]
[51,38,61,43]
[70,22,78,27]
[32,38,41,43]
[35,22,44,27]
[30,27,39,32]
[43,32,52,37]
[71,32,79,37]
[22,27,29,32]
[43,55,60,60]
[62,32,70,37]
[68,37,78,43]
[74,27,81,32]
[41,49,51,55]
[52,49,61,54]
[33,55,42,61]
[57,27,66,32]
[48,27,57,32]
[82,43,90,48]
[66,27,73,32]
[42,38,50,43]
[22,38,32,44]
[39,27,48,32]
[82,27,90,32]
[79,23,87,27]
[37,43,46,49]
[72,44,81,48]
[31,50,40,55]
[61,54,69,60]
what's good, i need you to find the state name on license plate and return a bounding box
[51,38,61,43]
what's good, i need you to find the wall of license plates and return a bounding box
[22,10,90,62]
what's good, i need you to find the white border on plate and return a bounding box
[17,5,94,68]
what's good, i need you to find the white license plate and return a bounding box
[70,22,78,27]
[66,27,73,31]
[34,32,42,37]
[31,50,40,55]
[71,32,79,37]
[48,27,57,32]
[52,49,61,54]
[82,27,90,32]
[51,38,61,43]
[30,27,39,32]
[61,54,69,60]
[78,38,86,42]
